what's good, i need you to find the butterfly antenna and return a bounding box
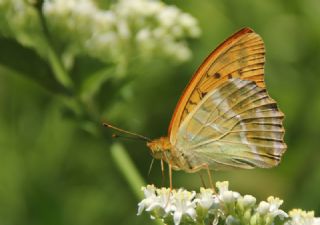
[103,122,151,142]
[111,133,146,141]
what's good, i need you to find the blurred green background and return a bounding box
[0,0,320,224]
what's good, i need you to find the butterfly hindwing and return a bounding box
[175,78,286,170]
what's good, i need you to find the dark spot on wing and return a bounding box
[189,100,197,106]
[200,91,208,98]
[196,88,207,99]
[214,72,221,79]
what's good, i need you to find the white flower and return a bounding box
[220,191,236,203]
[136,28,151,42]
[178,13,201,37]
[243,195,256,208]
[171,42,193,62]
[150,187,174,214]
[256,196,288,220]
[5,0,201,69]
[267,196,288,219]
[116,19,130,39]
[153,27,167,38]
[216,181,229,193]
[93,11,116,30]
[28,0,202,70]
[285,209,320,225]
[137,182,319,225]
[137,185,157,215]
[236,194,256,214]
[157,6,180,27]
[137,186,174,217]
[216,181,240,203]
[195,188,218,209]
[257,201,270,215]
[171,189,197,225]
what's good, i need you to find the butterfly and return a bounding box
[105,27,287,189]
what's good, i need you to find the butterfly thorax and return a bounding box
[147,137,187,170]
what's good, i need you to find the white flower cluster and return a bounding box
[138,185,202,225]
[285,209,320,225]
[0,0,45,49]
[43,0,201,75]
[138,181,320,225]
[0,0,200,76]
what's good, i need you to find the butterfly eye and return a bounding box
[147,141,158,153]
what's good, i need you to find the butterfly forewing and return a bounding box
[175,78,286,170]
[168,27,286,170]
[169,28,267,145]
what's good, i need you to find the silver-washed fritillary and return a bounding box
[105,27,287,189]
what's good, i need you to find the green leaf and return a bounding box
[46,46,74,90]
[80,67,115,100]
[0,36,68,94]
[71,55,114,98]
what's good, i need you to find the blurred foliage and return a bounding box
[0,0,319,225]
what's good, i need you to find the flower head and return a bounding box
[137,185,157,215]
[243,195,257,208]
[257,201,271,215]
[195,188,218,209]
[2,0,200,79]
[285,209,320,225]
[267,196,288,219]
[137,185,175,219]
[216,181,240,204]
[138,182,318,225]
[171,189,197,225]
[216,181,229,193]
[255,196,288,225]
[152,187,174,214]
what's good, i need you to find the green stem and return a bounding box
[110,143,145,200]
[110,143,163,225]
[35,1,73,90]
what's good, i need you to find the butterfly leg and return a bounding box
[189,163,215,192]
[161,159,165,187]
[166,163,173,210]
[204,164,215,193]
[168,163,173,190]
[199,172,207,188]
[162,152,173,190]
[148,158,155,176]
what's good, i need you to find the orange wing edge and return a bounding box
[168,27,254,136]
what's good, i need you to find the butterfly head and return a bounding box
[147,137,171,159]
